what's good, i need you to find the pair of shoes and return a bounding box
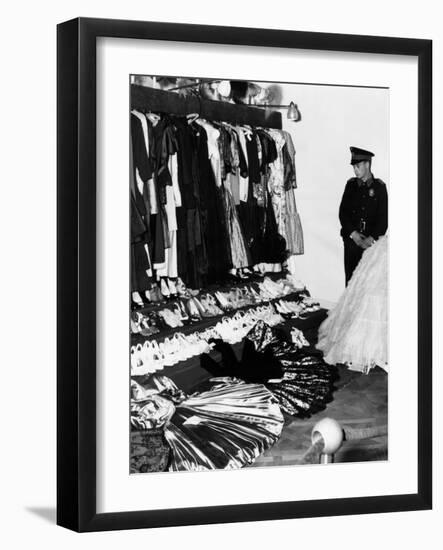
[236,269,250,280]
[139,315,161,336]
[176,277,200,298]
[214,310,257,343]
[275,300,302,317]
[131,291,146,308]
[160,278,179,298]
[158,308,183,328]
[131,312,161,335]
[214,291,231,310]
[167,278,178,297]
[172,301,189,323]
[131,341,165,374]
[247,285,264,303]
[186,297,219,321]
[158,337,188,366]
[290,327,310,349]
[285,274,307,291]
[262,277,286,298]
[131,312,142,333]
[160,278,171,299]
[254,304,284,326]
[200,294,224,316]
[256,283,276,301]
[301,296,320,308]
[185,298,202,322]
[149,285,163,303]
[214,316,243,344]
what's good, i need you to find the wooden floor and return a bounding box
[252,365,388,467]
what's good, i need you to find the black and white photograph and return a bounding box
[0,0,437,542]
[129,75,389,474]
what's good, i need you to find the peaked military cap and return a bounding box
[350,146,375,165]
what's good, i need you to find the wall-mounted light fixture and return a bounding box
[253,101,301,122]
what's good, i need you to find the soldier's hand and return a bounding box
[361,236,375,249]
[350,231,365,247]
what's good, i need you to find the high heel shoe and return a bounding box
[150,284,163,303]
[130,312,141,334]
[186,298,202,322]
[176,277,192,299]
[160,278,171,299]
[201,294,223,316]
[131,291,145,310]
[193,296,212,318]
[130,344,144,373]
[172,303,186,324]
[158,308,183,328]
[208,294,224,315]
[167,278,178,298]
[214,291,230,310]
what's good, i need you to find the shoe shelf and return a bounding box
[131,306,328,394]
[131,289,310,347]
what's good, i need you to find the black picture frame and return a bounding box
[57,17,432,532]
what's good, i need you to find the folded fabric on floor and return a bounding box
[131,374,284,472]
[201,321,337,417]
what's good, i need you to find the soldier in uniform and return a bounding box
[339,147,388,285]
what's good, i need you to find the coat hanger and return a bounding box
[145,111,161,126]
[186,112,200,124]
[237,124,253,140]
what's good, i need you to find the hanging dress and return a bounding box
[267,129,290,249]
[194,122,232,282]
[217,126,251,269]
[130,113,154,292]
[174,117,208,287]
[280,130,304,255]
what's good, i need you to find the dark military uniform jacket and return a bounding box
[339,174,388,239]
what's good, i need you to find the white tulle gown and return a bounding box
[317,235,388,374]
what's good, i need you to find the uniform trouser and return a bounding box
[343,238,364,285]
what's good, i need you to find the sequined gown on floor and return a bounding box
[201,321,337,417]
[316,235,388,374]
[131,375,284,472]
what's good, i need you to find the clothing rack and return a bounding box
[131,84,283,129]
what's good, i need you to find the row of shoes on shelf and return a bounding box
[214,304,285,345]
[130,303,286,374]
[275,296,321,318]
[131,294,225,336]
[132,274,307,310]
[132,277,199,309]
[131,332,215,372]
[131,275,308,336]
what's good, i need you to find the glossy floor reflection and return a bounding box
[252,365,388,467]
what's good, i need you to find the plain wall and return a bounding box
[279,83,389,303]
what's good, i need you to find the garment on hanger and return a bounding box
[236,126,250,202]
[194,123,232,282]
[130,107,304,293]
[174,117,208,287]
[156,153,181,279]
[130,115,153,292]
